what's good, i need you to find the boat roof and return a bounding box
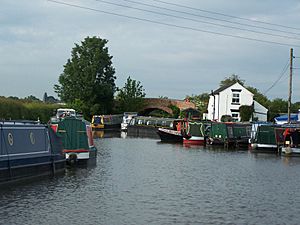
[274,114,298,122]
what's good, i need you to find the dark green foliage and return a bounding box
[221,115,233,122]
[54,36,116,118]
[168,105,180,118]
[219,74,245,87]
[116,76,146,112]
[246,86,269,108]
[24,95,41,102]
[268,98,288,121]
[148,109,169,118]
[0,97,59,123]
[239,105,253,122]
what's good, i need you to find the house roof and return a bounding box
[212,83,236,94]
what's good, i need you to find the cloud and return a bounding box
[0,0,300,102]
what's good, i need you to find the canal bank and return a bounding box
[1,137,300,224]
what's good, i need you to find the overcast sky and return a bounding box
[1,0,300,101]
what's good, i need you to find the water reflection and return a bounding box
[93,130,121,138]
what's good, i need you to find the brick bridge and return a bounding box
[141,98,196,115]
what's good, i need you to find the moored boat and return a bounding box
[0,120,65,183]
[181,120,207,145]
[121,112,138,131]
[250,123,279,153]
[127,116,180,139]
[157,119,183,142]
[50,109,97,165]
[207,122,251,148]
[91,114,123,130]
[278,127,300,156]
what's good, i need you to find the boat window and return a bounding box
[227,127,234,138]
[30,132,35,145]
[7,133,14,146]
[130,118,135,125]
[93,117,102,124]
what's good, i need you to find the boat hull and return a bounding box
[250,143,279,153]
[0,122,65,183]
[281,147,300,156]
[157,128,183,143]
[183,136,205,145]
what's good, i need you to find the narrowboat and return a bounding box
[276,126,300,156]
[250,123,279,153]
[207,122,251,148]
[91,114,123,130]
[121,112,138,131]
[181,120,208,145]
[157,119,183,142]
[0,121,65,183]
[127,116,179,139]
[50,109,97,165]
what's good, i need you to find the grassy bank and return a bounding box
[0,97,60,123]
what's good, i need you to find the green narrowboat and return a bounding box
[250,123,279,153]
[50,109,97,165]
[207,122,251,148]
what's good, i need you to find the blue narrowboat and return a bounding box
[0,121,65,183]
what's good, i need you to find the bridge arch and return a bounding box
[139,98,196,116]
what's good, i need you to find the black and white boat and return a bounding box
[157,127,183,143]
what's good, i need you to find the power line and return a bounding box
[121,0,300,37]
[150,0,300,31]
[48,0,300,48]
[264,59,290,95]
[95,0,300,41]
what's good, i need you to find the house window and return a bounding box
[232,113,239,121]
[232,92,240,104]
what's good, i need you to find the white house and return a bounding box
[206,82,268,122]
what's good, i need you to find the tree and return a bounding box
[187,93,209,115]
[221,115,233,122]
[54,36,116,118]
[24,95,41,102]
[116,76,146,112]
[239,105,253,122]
[219,74,245,87]
[246,86,269,108]
[168,105,180,118]
[268,98,288,121]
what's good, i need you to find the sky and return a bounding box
[1,0,300,102]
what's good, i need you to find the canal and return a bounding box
[1,134,300,224]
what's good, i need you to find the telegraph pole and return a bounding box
[288,48,293,124]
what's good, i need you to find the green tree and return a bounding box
[187,93,209,115]
[219,74,245,87]
[24,95,41,102]
[168,105,180,118]
[116,76,146,112]
[268,98,288,121]
[239,105,253,122]
[246,86,269,108]
[54,36,116,118]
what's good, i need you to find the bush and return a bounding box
[0,97,60,123]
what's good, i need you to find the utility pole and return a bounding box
[288,48,293,124]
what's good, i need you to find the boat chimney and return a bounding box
[298,109,300,122]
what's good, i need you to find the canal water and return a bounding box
[1,133,300,225]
